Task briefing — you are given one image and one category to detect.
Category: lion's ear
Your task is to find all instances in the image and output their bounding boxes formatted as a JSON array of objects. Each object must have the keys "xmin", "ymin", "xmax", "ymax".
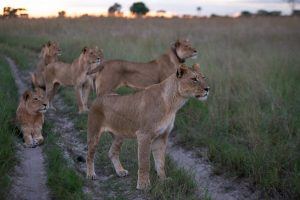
[
  {"xmin": 176, "ymin": 65, "xmax": 188, "ymax": 78},
  {"xmin": 192, "ymin": 63, "xmax": 201, "ymax": 73},
  {"xmin": 23, "ymin": 90, "xmax": 32, "ymax": 101},
  {"xmin": 82, "ymin": 47, "xmax": 88, "ymax": 54},
  {"xmin": 47, "ymin": 41, "xmax": 52, "ymax": 47}
]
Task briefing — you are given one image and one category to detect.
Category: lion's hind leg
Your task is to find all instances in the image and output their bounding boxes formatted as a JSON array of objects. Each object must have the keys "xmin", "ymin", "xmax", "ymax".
[
  {"xmin": 86, "ymin": 110, "xmax": 103, "ymax": 180},
  {"xmin": 108, "ymin": 135, "xmax": 128, "ymax": 177}
]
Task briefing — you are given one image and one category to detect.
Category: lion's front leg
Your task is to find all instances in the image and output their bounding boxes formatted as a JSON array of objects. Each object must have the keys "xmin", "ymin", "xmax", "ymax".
[
  {"xmin": 75, "ymin": 85, "xmax": 86, "ymax": 113},
  {"xmin": 22, "ymin": 127, "xmax": 35, "ymax": 148},
  {"xmin": 137, "ymin": 133, "xmax": 151, "ymax": 190},
  {"xmin": 82, "ymin": 81, "xmax": 91, "ymax": 111},
  {"xmin": 151, "ymin": 132, "xmax": 169, "ymax": 180},
  {"xmin": 32, "ymin": 127, "xmax": 44, "ymax": 146}
]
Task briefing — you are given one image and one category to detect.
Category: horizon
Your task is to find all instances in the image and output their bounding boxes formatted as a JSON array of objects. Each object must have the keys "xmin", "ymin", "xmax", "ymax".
[{"xmin": 0, "ymin": 0, "xmax": 298, "ymax": 18}]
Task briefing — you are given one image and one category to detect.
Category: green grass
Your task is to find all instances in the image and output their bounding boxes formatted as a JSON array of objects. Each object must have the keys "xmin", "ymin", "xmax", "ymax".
[
  {"xmin": 0, "ymin": 56, "xmax": 18, "ymax": 199},
  {"xmin": 0, "ymin": 16, "xmax": 299, "ymax": 198},
  {"xmin": 43, "ymin": 123, "xmax": 86, "ymax": 200}
]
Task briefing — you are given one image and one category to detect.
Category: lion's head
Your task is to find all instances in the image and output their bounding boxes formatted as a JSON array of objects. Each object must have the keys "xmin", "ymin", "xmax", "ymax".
[
  {"xmin": 81, "ymin": 46, "xmax": 104, "ymax": 66},
  {"xmin": 39, "ymin": 41, "xmax": 61, "ymax": 59},
  {"xmin": 176, "ymin": 64, "xmax": 209, "ymax": 101},
  {"xmin": 22, "ymin": 88, "xmax": 49, "ymax": 114},
  {"xmin": 172, "ymin": 39, "xmax": 197, "ymax": 62}
]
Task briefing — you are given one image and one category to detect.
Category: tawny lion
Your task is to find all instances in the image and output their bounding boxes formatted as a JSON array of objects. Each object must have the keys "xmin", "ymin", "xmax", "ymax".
[
  {"xmin": 16, "ymin": 88, "xmax": 49, "ymax": 148},
  {"xmin": 87, "ymin": 39, "xmax": 197, "ymax": 96},
  {"xmin": 86, "ymin": 64, "xmax": 209, "ymax": 190},
  {"xmin": 31, "ymin": 41, "xmax": 61, "ymax": 89},
  {"xmin": 43, "ymin": 47, "xmax": 103, "ymax": 113}
]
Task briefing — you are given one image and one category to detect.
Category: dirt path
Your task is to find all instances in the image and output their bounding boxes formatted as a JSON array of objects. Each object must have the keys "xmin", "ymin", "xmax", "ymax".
[
  {"xmin": 6, "ymin": 57, "xmax": 49, "ymax": 200},
  {"xmin": 168, "ymin": 136, "xmax": 262, "ymax": 200}
]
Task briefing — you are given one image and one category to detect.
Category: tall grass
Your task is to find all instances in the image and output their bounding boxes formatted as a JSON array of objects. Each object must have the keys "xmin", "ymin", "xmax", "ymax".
[
  {"xmin": 0, "ymin": 16, "xmax": 299, "ymax": 198},
  {"xmin": 0, "ymin": 56, "xmax": 18, "ymax": 199}
]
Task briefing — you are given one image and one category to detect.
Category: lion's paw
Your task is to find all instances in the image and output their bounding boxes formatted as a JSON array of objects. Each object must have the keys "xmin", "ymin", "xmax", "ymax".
[
  {"xmin": 87, "ymin": 172, "xmax": 98, "ymax": 180},
  {"xmin": 117, "ymin": 169, "xmax": 129, "ymax": 177}
]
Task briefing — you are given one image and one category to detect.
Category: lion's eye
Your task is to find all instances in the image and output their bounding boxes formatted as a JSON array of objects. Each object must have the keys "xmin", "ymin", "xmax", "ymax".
[
  {"xmin": 191, "ymin": 78, "xmax": 198, "ymax": 83},
  {"xmin": 33, "ymin": 98, "xmax": 38, "ymax": 101}
]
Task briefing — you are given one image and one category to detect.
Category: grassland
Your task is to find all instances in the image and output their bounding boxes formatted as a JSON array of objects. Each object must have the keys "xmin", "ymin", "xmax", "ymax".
[
  {"xmin": 43, "ymin": 123, "xmax": 86, "ymax": 199},
  {"xmin": 0, "ymin": 16, "xmax": 299, "ymax": 199},
  {"xmin": 0, "ymin": 56, "xmax": 18, "ymax": 198}
]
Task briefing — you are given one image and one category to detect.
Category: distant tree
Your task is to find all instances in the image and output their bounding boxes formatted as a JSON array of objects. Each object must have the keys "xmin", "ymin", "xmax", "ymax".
[
  {"xmin": 292, "ymin": 9, "xmax": 300, "ymax": 16},
  {"xmin": 283, "ymin": 0, "xmax": 299, "ymax": 13},
  {"xmin": 108, "ymin": 3, "xmax": 122, "ymax": 16},
  {"xmin": 257, "ymin": 9, "xmax": 269, "ymax": 16},
  {"xmin": 196, "ymin": 6, "xmax": 202, "ymax": 16},
  {"xmin": 241, "ymin": 11, "xmax": 252, "ymax": 17},
  {"xmin": 257, "ymin": 10, "xmax": 281, "ymax": 16},
  {"xmin": 130, "ymin": 2, "xmax": 149, "ymax": 16},
  {"xmin": 3, "ymin": 7, "xmax": 26, "ymax": 18},
  {"xmin": 58, "ymin": 10, "xmax": 66, "ymax": 18}
]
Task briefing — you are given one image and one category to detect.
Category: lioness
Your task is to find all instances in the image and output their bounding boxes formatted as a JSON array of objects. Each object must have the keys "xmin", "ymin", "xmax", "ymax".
[
  {"xmin": 87, "ymin": 39, "xmax": 197, "ymax": 95},
  {"xmin": 16, "ymin": 88, "xmax": 49, "ymax": 148},
  {"xmin": 44, "ymin": 47, "xmax": 103, "ymax": 113},
  {"xmin": 86, "ymin": 64, "xmax": 209, "ymax": 190},
  {"xmin": 31, "ymin": 41, "xmax": 61, "ymax": 89}
]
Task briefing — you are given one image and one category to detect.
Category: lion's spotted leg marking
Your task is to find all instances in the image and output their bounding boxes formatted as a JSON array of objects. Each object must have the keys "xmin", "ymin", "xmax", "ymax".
[
  {"xmin": 136, "ymin": 133, "xmax": 151, "ymax": 190},
  {"xmin": 108, "ymin": 136, "xmax": 128, "ymax": 177},
  {"xmin": 151, "ymin": 132, "xmax": 169, "ymax": 180}
]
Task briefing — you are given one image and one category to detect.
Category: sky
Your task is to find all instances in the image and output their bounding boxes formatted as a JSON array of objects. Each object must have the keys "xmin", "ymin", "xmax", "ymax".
[{"xmin": 0, "ymin": 0, "xmax": 296, "ymax": 17}]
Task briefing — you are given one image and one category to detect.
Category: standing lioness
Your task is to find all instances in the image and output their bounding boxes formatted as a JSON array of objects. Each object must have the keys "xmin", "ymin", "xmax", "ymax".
[
  {"xmin": 44, "ymin": 47, "xmax": 103, "ymax": 113},
  {"xmin": 87, "ymin": 64, "xmax": 209, "ymax": 190},
  {"xmin": 88, "ymin": 39, "xmax": 197, "ymax": 95},
  {"xmin": 31, "ymin": 41, "xmax": 61, "ymax": 89}
]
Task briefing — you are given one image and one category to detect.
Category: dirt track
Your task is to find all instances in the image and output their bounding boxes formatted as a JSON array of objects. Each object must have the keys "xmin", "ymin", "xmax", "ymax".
[{"xmin": 6, "ymin": 57, "xmax": 49, "ymax": 200}]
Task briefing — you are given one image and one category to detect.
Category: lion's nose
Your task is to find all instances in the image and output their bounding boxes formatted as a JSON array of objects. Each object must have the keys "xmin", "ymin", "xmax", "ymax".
[
  {"xmin": 43, "ymin": 104, "xmax": 47, "ymax": 107},
  {"xmin": 204, "ymin": 87, "xmax": 210, "ymax": 92},
  {"xmin": 193, "ymin": 49, "xmax": 197, "ymax": 53}
]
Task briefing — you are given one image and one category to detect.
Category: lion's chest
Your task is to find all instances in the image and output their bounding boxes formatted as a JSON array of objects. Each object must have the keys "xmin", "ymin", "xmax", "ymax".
[{"xmin": 155, "ymin": 114, "xmax": 175, "ymax": 136}]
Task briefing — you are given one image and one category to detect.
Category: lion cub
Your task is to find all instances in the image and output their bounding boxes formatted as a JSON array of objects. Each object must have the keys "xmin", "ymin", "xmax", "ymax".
[
  {"xmin": 16, "ymin": 88, "xmax": 49, "ymax": 148},
  {"xmin": 86, "ymin": 64, "xmax": 209, "ymax": 190}
]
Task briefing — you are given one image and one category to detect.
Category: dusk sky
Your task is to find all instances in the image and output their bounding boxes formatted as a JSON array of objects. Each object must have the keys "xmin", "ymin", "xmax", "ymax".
[{"xmin": 0, "ymin": 0, "xmax": 296, "ymax": 17}]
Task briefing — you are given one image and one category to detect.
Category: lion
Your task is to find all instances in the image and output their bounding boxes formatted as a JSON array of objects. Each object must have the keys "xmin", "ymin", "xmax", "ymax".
[
  {"xmin": 86, "ymin": 63, "xmax": 209, "ymax": 190},
  {"xmin": 43, "ymin": 46, "xmax": 103, "ymax": 113},
  {"xmin": 87, "ymin": 39, "xmax": 197, "ymax": 96},
  {"xmin": 31, "ymin": 41, "xmax": 61, "ymax": 89},
  {"xmin": 16, "ymin": 88, "xmax": 49, "ymax": 148}
]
